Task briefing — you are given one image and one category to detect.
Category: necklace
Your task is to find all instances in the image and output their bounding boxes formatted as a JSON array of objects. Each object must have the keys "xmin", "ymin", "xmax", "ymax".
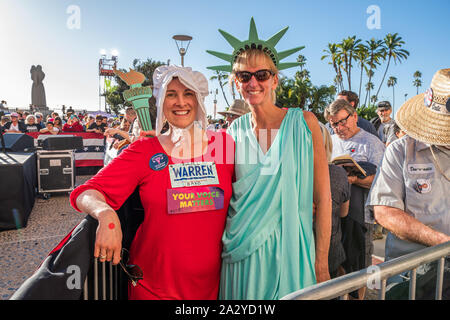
[{"xmin": 429, "ymin": 146, "xmax": 450, "ymax": 182}]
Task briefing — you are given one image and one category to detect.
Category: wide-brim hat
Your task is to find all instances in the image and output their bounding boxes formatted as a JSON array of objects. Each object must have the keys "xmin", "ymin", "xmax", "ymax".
[
  {"xmin": 396, "ymin": 68, "xmax": 450, "ymax": 146},
  {"xmin": 218, "ymin": 99, "xmax": 251, "ymax": 117}
]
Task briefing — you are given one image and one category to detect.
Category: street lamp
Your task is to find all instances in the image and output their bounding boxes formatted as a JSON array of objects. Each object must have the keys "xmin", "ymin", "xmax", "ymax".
[
  {"xmin": 172, "ymin": 35, "xmax": 192, "ymax": 66},
  {"xmin": 210, "ymin": 89, "xmax": 218, "ymax": 119}
]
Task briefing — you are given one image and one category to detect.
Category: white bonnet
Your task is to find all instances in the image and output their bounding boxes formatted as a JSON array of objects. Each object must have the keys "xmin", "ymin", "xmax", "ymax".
[{"xmin": 153, "ymin": 65, "xmax": 209, "ymax": 134}]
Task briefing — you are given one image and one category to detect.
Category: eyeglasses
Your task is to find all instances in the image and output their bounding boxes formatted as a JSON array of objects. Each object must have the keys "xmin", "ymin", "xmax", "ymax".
[
  {"xmin": 234, "ymin": 69, "xmax": 274, "ymax": 83},
  {"xmin": 329, "ymin": 113, "xmax": 352, "ymax": 128},
  {"xmin": 119, "ymin": 248, "xmax": 143, "ymax": 287}
]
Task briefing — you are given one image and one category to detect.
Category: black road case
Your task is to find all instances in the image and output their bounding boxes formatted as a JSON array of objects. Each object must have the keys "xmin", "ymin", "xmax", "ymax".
[{"xmin": 37, "ymin": 150, "xmax": 75, "ymax": 195}]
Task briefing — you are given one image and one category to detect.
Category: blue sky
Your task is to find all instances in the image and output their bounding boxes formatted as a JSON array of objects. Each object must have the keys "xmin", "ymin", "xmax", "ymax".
[{"xmin": 1, "ymin": 0, "xmax": 449, "ymax": 118}]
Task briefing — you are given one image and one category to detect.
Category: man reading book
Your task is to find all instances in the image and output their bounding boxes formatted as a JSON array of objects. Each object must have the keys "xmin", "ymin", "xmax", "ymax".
[{"xmin": 324, "ymin": 98, "xmax": 385, "ymax": 300}]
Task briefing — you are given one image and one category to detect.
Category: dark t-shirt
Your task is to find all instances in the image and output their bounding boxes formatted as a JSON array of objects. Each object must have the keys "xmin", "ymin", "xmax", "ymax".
[
  {"xmin": 88, "ymin": 122, "xmax": 107, "ymax": 133},
  {"xmin": 328, "ymin": 164, "xmax": 351, "ymax": 274},
  {"xmin": 25, "ymin": 123, "xmax": 42, "ymax": 133}
]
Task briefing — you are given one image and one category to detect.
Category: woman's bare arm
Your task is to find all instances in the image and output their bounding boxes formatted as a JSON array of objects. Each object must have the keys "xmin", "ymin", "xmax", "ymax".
[
  {"xmin": 76, "ymin": 189, "xmax": 123, "ymax": 265},
  {"xmin": 304, "ymin": 111, "xmax": 332, "ymax": 283}
]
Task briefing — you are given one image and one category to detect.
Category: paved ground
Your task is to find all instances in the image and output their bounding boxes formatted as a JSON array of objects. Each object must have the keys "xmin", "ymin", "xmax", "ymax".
[
  {"xmin": 0, "ymin": 176, "xmax": 387, "ymax": 300},
  {"xmin": 0, "ymin": 176, "xmax": 90, "ymax": 300}
]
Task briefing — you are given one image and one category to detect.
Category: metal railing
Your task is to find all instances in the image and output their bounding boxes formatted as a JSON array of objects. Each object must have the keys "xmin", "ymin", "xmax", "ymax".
[
  {"xmin": 82, "ymin": 258, "xmax": 122, "ymax": 300},
  {"xmin": 282, "ymin": 241, "xmax": 450, "ymax": 300}
]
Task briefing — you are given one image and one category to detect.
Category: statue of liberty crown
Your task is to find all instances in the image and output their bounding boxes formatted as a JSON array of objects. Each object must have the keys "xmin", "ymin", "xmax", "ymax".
[{"xmin": 207, "ymin": 17, "xmax": 304, "ymax": 72}]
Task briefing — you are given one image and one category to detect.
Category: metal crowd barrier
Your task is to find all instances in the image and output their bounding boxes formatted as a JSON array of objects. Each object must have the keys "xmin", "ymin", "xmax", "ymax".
[
  {"xmin": 282, "ymin": 241, "xmax": 450, "ymax": 300},
  {"xmin": 82, "ymin": 259, "xmax": 123, "ymax": 300}
]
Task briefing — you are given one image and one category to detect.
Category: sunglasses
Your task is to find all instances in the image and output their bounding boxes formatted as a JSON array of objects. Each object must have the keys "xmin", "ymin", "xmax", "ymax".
[
  {"xmin": 329, "ymin": 113, "xmax": 352, "ymax": 129},
  {"xmin": 234, "ymin": 69, "xmax": 274, "ymax": 83},
  {"xmin": 119, "ymin": 248, "xmax": 143, "ymax": 287}
]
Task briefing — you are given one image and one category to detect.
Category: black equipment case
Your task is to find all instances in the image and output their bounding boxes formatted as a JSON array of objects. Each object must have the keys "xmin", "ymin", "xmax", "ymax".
[
  {"xmin": 37, "ymin": 135, "xmax": 83, "ymax": 151},
  {"xmin": 37, "ymin": 150, "xmax": 76, "ymax": 195}
]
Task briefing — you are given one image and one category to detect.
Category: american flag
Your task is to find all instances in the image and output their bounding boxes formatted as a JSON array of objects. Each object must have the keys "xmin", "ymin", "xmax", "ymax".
[{"xmin": 27, "ymin": 132, "xmax": 105, "ymax": 167}]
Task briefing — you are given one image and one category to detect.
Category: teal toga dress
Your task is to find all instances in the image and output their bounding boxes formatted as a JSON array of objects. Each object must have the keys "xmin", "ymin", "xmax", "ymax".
[{"xmin": 219, "ymin": 108, "xmax": 316, "ymax": 300}]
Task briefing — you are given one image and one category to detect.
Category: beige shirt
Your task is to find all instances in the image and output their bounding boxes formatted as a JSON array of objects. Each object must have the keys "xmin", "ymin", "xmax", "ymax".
[{"xmin": 366, "ymin": 135, "xmax": 450, "ymax": 260}]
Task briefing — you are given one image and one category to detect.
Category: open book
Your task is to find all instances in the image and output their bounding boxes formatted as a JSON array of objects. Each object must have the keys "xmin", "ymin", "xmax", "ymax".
[{"xmin": 331, "ymin": 154, "xmax": 367, "ymax": 177}]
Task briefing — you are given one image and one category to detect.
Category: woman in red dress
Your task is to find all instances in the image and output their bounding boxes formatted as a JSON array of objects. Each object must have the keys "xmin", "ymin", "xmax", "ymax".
[{"xmin": 70, "ymin": 65, "xmax": 235, "ymax": 299}]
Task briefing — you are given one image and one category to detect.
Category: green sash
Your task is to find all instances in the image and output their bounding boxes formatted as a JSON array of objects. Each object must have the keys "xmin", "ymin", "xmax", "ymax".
[{"xmin": 220, "ymin": 108, "xmax": 316, "ymax": 299}]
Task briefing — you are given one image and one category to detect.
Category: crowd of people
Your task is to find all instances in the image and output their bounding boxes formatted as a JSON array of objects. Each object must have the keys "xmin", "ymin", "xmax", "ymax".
[
  {"xmin": 0, "ymin": 109, "xmax": 131, "ymax": 136},
  {"xmin": 9, "ymin": 19, "xmax": 449, "ymax": 301}
]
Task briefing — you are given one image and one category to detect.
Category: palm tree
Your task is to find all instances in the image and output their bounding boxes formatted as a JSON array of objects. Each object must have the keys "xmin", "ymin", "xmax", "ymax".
[
  {"xmin": 364, "ymin": 38, "xmax": 384, "ymax": 106},
  {"xmin": 337, "ymin": 36, "xmax": 362, "ymax": 91},
  {"xmin": 413, "ymin": 70, "xmax": 422, "ymax": 94},
  {"xmin": 413, "ymin": 79, "xmax": 422, "ymax": 95},
  {"xmin": 354, "ymin": 43, "xmax": 369, "ymax": 100},
  {"xmin": 210, "ymin": 70, "xmax": 230, "ymax": 107},
  {"xmin": 297, "ymin": 54, "xmax": 308, "ymax": 71},
  {"xmin": 307, "ymin": 85, "xmax": 336, "ymax": 120},
  {"xmin": 365, "ymin": 81, "xmax": 375, "ymax": 106},
  {"xmin": 321, "ymin": 43, "xmax": 344, "ymax": 91},
  {"xmin": 387, "ymin": 76, "xmax": 397, "ymax": 109},
  {"xmin": 371, "ymin": 95, "xmax": 378, "ymax": 105},
  {"xmin": 364, "ymin": 70, "xmax": 375, "ymax": 106},
  {"xmin": 375, "ymin": 33, "xmax": 410, "ymax": 100}
]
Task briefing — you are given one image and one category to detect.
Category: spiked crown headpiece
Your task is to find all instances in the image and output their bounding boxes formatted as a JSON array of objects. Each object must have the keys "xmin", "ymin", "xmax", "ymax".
[{"xmin": 207, "ymin": 17, "xmax": 304, "ymax": 73}]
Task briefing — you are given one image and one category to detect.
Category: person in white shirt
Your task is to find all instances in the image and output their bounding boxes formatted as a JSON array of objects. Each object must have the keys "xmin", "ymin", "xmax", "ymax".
[
  {"xmin": 39, "ymin": 121, "xmax": 59, "ymax": 135},
  {"xmin": 324, "ymin": 98, "xmax": 386, "ymax": 300}
]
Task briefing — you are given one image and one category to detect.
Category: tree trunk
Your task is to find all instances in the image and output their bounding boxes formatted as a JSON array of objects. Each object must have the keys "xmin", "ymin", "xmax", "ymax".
[
  {"xmin": 358, "ymin": 63, "xmax": 364, "ymax": 102},
  {"xmin": 218, "ymin": 74, "xmax": 230, "ymax": 107},
  {"xmin": 375, "ymin": 55, "xmax": 391, "ymax": 100},
  {"xmin": 393, "ymin": 86, "xmax": 395, "ymax": 110}
]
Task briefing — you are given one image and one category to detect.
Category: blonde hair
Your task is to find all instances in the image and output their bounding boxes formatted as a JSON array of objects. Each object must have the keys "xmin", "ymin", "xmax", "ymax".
[
  {"xmin": 25, "ymin": 115, "xmax": 36, "ymax": 125},
  {"xmin": 318, "ymin": 122, "xmax": 333, "ymax": 162},
  {"xmin": 231, "ymin": 49, "xmax": 279, "ymax": 104}
]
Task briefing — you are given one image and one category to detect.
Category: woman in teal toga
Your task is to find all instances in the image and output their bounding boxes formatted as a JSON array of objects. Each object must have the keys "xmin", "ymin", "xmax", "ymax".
[{"xmin": 207, "ymin": 18, "xmax": 332, "ymax": 300}]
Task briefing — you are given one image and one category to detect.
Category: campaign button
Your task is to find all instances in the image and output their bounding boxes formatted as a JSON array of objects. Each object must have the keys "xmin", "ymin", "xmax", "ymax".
[{"xmin": 150, "ymin": 153, "xmax": 169, "ymax": 171}]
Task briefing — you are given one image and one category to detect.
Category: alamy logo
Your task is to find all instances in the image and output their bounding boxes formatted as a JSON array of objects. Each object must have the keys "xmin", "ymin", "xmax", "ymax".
[
  {"xmin": 366, "ymin": 5, "xmax": 381, "ymax": 30},
  {"xmin": 66, "ymin": 5, "xmax": 81, "ymax": 30},
  {"xmin": 66, "ymin": 265, "xmax": 81, "ymax": 290}
]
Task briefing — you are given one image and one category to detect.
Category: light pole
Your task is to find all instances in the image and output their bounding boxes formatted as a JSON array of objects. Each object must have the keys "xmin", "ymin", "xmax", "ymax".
[
  {"xmin": 210, "ymin": 89, "xmax": 218, "ymax": 119},
  {"xmin": 213, "ymin": 89, "xmax": 218, "ymax": 119},
  {"xmin": 172, "ymin": 35, "xmax": 192, "ymax": 66}
]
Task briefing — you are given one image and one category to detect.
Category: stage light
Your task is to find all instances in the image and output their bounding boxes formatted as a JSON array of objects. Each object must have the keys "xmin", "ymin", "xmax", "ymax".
[
  {"xmin": 99, "ymin": 49, "xmax": 107, "ymax": 56},
  {"xmin": 111, "ymin": 49, "xmax": 119, "ymax": 57}
]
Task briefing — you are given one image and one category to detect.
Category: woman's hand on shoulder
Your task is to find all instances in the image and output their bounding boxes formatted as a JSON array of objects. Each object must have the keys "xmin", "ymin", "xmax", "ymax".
[{"xmin": 139, "ymin": 130, "xmax": 156, "ymax": 138}]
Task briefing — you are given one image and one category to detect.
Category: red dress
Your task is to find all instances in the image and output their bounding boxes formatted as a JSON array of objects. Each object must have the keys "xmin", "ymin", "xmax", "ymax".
[{"xmin": 70, "ymin": 131, "xmax": 235, "ymax": 299}]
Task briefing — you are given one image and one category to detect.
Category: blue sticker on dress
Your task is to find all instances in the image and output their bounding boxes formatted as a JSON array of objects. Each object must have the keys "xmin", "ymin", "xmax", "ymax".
[{"xmin": 150, "ymin": 153, "xmax": 169, "ymax": 171}]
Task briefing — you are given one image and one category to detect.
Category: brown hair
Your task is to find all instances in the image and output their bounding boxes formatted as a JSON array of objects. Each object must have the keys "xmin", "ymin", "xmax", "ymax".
[{"xmin": 337, "ymin": 90, "xmax": 359, "ymax": 108}]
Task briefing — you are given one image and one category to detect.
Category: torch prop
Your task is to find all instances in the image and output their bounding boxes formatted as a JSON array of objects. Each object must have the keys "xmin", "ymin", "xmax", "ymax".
[{"xmin": 114, "ymin": 68, "xmax": 153, "ymax": 132}]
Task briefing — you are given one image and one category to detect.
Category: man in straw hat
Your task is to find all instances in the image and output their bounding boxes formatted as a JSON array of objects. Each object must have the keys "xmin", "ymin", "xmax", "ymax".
[
  {"xmin": 366, "ymin": 68, "xmax": 450, "ymax": 298},
  {"xmin": 218, "ymin": 99, "xmax": 250, "ymax": 127}
]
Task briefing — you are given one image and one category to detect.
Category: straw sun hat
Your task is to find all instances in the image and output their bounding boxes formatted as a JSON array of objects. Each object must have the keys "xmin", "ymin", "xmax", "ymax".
[
  {"xmin": 218, "ymin": 99, "xmax": 251, "ymax": 117},
  {"xmin": 396, "ymin": 68, "xmax": 450, "ymax": 146}
]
